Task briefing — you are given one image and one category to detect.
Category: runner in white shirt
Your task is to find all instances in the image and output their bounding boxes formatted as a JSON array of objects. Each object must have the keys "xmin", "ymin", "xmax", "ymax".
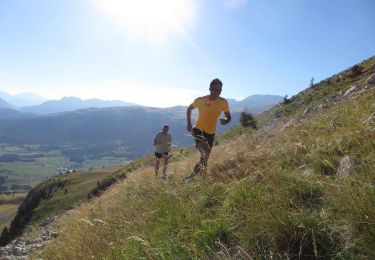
[{"xmin": 153, "ymin": 124, "xmax": 172, "ymax": 179}]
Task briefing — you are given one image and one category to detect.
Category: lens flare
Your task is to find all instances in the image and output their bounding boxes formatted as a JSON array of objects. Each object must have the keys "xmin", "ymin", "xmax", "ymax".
[{"xmin": 95, "ymin": 0, "xmax": 197, "ymax": 40}]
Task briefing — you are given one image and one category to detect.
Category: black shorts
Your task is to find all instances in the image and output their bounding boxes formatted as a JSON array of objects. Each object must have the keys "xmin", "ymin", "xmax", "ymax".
[
  {"xmin": 155, "ymin": 152, "xmax": 168, "ymax": 159},
  {"xmin": 192, "ymin": 128, "xmax": 215, "ymax": 149}
]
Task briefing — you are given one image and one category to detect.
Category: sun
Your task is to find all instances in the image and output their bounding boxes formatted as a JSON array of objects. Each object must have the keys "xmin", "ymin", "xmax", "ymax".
[{"xmin": 94, "ymin": 0, "xmax": 197, "ymax": 41}]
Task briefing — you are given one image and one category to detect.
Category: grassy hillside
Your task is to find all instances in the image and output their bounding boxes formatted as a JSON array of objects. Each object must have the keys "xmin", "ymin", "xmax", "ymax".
[
  {"xmin": 0, "ymin": 145, "xmax": 197, "ymax": 246},
  {"xmin": 29, "ymin": 56, "xmax": 375, "ymax": 258},
  {"xmin": 0, "ymin": 165, "xmax": 124, "ymax": 245}
]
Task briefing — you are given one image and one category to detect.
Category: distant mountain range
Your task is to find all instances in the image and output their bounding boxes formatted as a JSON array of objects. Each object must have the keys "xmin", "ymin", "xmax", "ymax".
[
  {"xmin": 20, "ymin": 97, "xmax": 136, "ymax": 114},
  {"xmin": 228, "ymin": 94, "xmax": 283, "ymax": 113},
  {"xmin": 0, "ymin": 91, "xmax": 47, "ymax": 107},
  {"xmin": 0, "ymin": 93, "xmax": 282, "ymax": 161},
  {"xmin": 0, "ymin": 106, "xmax": 236, "ymax": 160},
  {"xmin": 0, "ymin": 108, "xmax": 36, "ymax": 121},
  {"xmin": 0, "ymin": 92, "xmax": 282, "ymax": 116}
]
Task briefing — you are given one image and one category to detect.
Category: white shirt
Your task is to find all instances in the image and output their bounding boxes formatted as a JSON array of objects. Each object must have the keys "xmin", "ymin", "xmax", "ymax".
[{"xmin": 154, "ymin": 132, "xmax": 172, "ymax": 153}]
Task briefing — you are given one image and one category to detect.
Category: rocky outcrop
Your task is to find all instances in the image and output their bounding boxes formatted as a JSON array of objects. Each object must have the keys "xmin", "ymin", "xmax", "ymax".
[
  {"xmin": 365, "ymin": 73, "xmax": 375, "ymax": 89},
  {"xmin": 343, "ymin": 85, "xmax": 357, "ymax": 98},
  {"xmin": 337, "ymin": 156, "xmax": 358, "ymax": 177},
  {"xmin": 0, "ymin": 216, "xmax": 59, "ymax": 259},
  {"xmin": 363, "ymin": 111, "xmax": 375, "ymax": 131}
]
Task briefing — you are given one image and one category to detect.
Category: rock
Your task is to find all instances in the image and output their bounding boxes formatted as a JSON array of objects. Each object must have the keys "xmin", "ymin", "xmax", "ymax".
[
  {"xmin": 343, "ymin": 85, "xmax": 357, "ymax": 98},
  {"xmin": 33, "ymin": 238, "xmax": 43, "ymax": 244},
  {"xmin": 41, "ymin": 235, "xmax": 49, "ymax": 241},
  {"xmin": 325, "ymin": 93, "xmax": 339, "ymax": 102},
  {"xmin": 275, "ymin": 111, "xmax": 283, "ymax": 118},
  {"xmin": 49, "ymin": 231, "xmax": 58, "ymax": 238},
  {"xmin": 0, "ymin": 215, "xmax": 62, "ymax": 258},
  {"xmin": 303, "ymin": 106, "xmax": 317, "ymax": 116},
  {"xmin": 303, "ymin": 168, "xmax": 314, "ymax": 176},
  {"xmin": 39, "ymin": 217, "xmax": 54, "ymax": 227},
  {"xmin": 363, "ymin": 112, "xmax": 375, "ymax": 131},
  {"xmin": 337, "ymin": 156, "xmax": 358, "ymax": 177},
  {"xmin": 11, "ymin": 246, "xmax": 24, "ymax": 256},
  {"xmin": 365, "ymin": 74, "xmax": 375, "ymax": 89},
  {"xmin": 280, "ymin": 119, "xmax": 295, "ymax": 131},
  {"xmin": 318, "ymin": 102, "xmax": 330, "ymax": 109}
]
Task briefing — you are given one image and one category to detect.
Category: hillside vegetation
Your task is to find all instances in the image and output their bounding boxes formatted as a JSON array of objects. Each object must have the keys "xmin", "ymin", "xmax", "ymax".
[
  {"xmin": 0, "ymin": 193, "xmax": 26, "ymax": 230},
  {"xmin": 30, "ymin": 56, "xmax": 375, "ymax": 258},
  {"xmin": 0, "ymin": 166, "xmax": 124, "ymax": 245}
]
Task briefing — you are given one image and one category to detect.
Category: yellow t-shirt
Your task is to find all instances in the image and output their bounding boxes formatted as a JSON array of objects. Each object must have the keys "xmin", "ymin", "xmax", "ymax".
[{"xmin": 192, "ymin": 96, "xmax": 229, "ymax": 134}]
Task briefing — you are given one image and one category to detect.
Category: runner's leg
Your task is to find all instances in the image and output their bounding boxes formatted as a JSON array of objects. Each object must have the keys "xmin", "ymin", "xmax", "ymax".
[
  {"xmin": 162, "ymin": 154, "xmax": 168, "ymax": 178},
  {"xmin": 193, "ymin": 141, "xmax": 210, "ymax": 176},
  {"xmin": 155, "ymin": 157, "xmax": 160, "ymax": 177}
]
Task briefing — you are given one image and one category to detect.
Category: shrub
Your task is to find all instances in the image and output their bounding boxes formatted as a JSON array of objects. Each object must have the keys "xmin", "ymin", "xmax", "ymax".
[
  {"xmin": 240, "ymin": 111, "xmax": 257, "ymax": 129},
  {"xmin": 350, "ymin": 65, "xmax": 362, "ymax": 77}
]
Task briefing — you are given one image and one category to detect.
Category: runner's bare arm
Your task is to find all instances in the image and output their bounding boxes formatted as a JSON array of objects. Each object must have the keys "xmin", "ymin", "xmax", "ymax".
[
  {"xmin": 186, "ymin": 104, "xmax": 194, "ymax": 132},
  {"xmin": 220, "ymin": 111, "xmax": 232, "ymax": 125},
  {"xmin": 153, "ymin": 136, "xmax": 159, "ymax": 145}
]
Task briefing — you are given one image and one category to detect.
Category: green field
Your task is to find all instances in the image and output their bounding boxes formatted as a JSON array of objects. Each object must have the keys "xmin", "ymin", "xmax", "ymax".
[
  {"xmin": 0, "ymin": 145, "xmax": 128, "ymax": 191},
  {"xmin": 0, "ymin": 165, "xmax": 125, "ymax": 233}
]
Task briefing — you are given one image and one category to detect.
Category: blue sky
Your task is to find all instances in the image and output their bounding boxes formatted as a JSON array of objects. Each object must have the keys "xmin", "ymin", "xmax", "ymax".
[{"xmin": 0, "ymin": 0, "xmax": 374, "ymax": 107}]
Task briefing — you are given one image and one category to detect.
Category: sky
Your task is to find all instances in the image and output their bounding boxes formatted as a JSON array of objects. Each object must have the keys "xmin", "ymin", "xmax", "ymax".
[{"xmin": 0, "ymin": 0, "xmax": 374, "ymax": 107}]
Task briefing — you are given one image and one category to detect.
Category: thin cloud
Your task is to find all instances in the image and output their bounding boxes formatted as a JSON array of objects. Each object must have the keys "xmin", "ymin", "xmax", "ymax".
[{"xmin": 224, "ymin": 0, "xmax": 248, "ymax": 10}]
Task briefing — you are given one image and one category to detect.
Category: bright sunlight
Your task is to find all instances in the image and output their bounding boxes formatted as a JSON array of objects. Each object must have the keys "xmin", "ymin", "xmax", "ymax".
[{"xmin": 94, "ymin": 0, "xmax": 197, "ymax": 41}]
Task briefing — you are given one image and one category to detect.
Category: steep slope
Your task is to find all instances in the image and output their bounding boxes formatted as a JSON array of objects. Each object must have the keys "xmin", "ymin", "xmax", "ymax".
[
  {"xmin": 3, "ymin": 56, "xmax": 375, "ymax": 258},
  {"xmin": 34, "ymin": 56, "xmax": 375, "ymax": 259}
]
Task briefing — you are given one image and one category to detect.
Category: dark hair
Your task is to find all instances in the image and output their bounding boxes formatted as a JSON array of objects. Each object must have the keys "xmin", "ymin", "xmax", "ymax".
[{"xmin": 209, "ymin": 78, "xmax": 223, "ymax": 90}]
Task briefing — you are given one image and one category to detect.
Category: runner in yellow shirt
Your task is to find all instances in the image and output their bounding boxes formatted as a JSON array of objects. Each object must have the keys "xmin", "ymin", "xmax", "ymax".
[{"xmin": 186, "ymin": 78, "xmax": 231, "ymax": 179}]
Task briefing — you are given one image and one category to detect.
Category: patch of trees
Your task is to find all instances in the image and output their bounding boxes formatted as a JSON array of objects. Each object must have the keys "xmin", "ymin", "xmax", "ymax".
[
  {"xmin": 39, "ymin": 145, "xmax": 60, "ymax": 152},
  {"xmin": 0, "ymin": 169, "xmax": 12, "ymax": 175},
  {"xmin": 240, "ymin": 111, "xmax": 257, "ymax": 129},
  {"xmin": 0, "ymin": 187, "xmax": 48, "ymax": 245},
  {"xmin": 0, "ymin": 153, "xmax": 42, "ymax": 163},
  {"xmin": 0, "ymin": 176, "xmax": 8, "ymax": 192},
  {"xmin": 283, "ymin": 95, "xmax": 296, "ymax": 105},
  {"xmin": 350, "ymin": 65, "xmax": 362, "ymax": 77},
  {"xmin": 0, "ymin": 154, "xmax": 20, "ymax": 162},
  {"xmin": 61, "ymin": 143, "xmax": 126, "ymax": 163},
  {"xmin": 10, "ymin": 184, "xmax": 32, "ymax": 191}
]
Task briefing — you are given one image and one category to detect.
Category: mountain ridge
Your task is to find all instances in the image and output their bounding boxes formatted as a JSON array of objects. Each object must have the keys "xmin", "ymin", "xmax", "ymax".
[
  {"xmin": 0, "ymin": 91, "xmax": 47, "ymax": 107},
  {"xmin": 20, "ymin": 96, "xmax": 136, "ymax": 114}
]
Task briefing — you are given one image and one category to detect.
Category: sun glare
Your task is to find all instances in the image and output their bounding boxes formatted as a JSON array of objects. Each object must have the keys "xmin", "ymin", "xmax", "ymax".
[{"xmin": 95, "ymin": 0, "xmax": 196, "ymax": 40}]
